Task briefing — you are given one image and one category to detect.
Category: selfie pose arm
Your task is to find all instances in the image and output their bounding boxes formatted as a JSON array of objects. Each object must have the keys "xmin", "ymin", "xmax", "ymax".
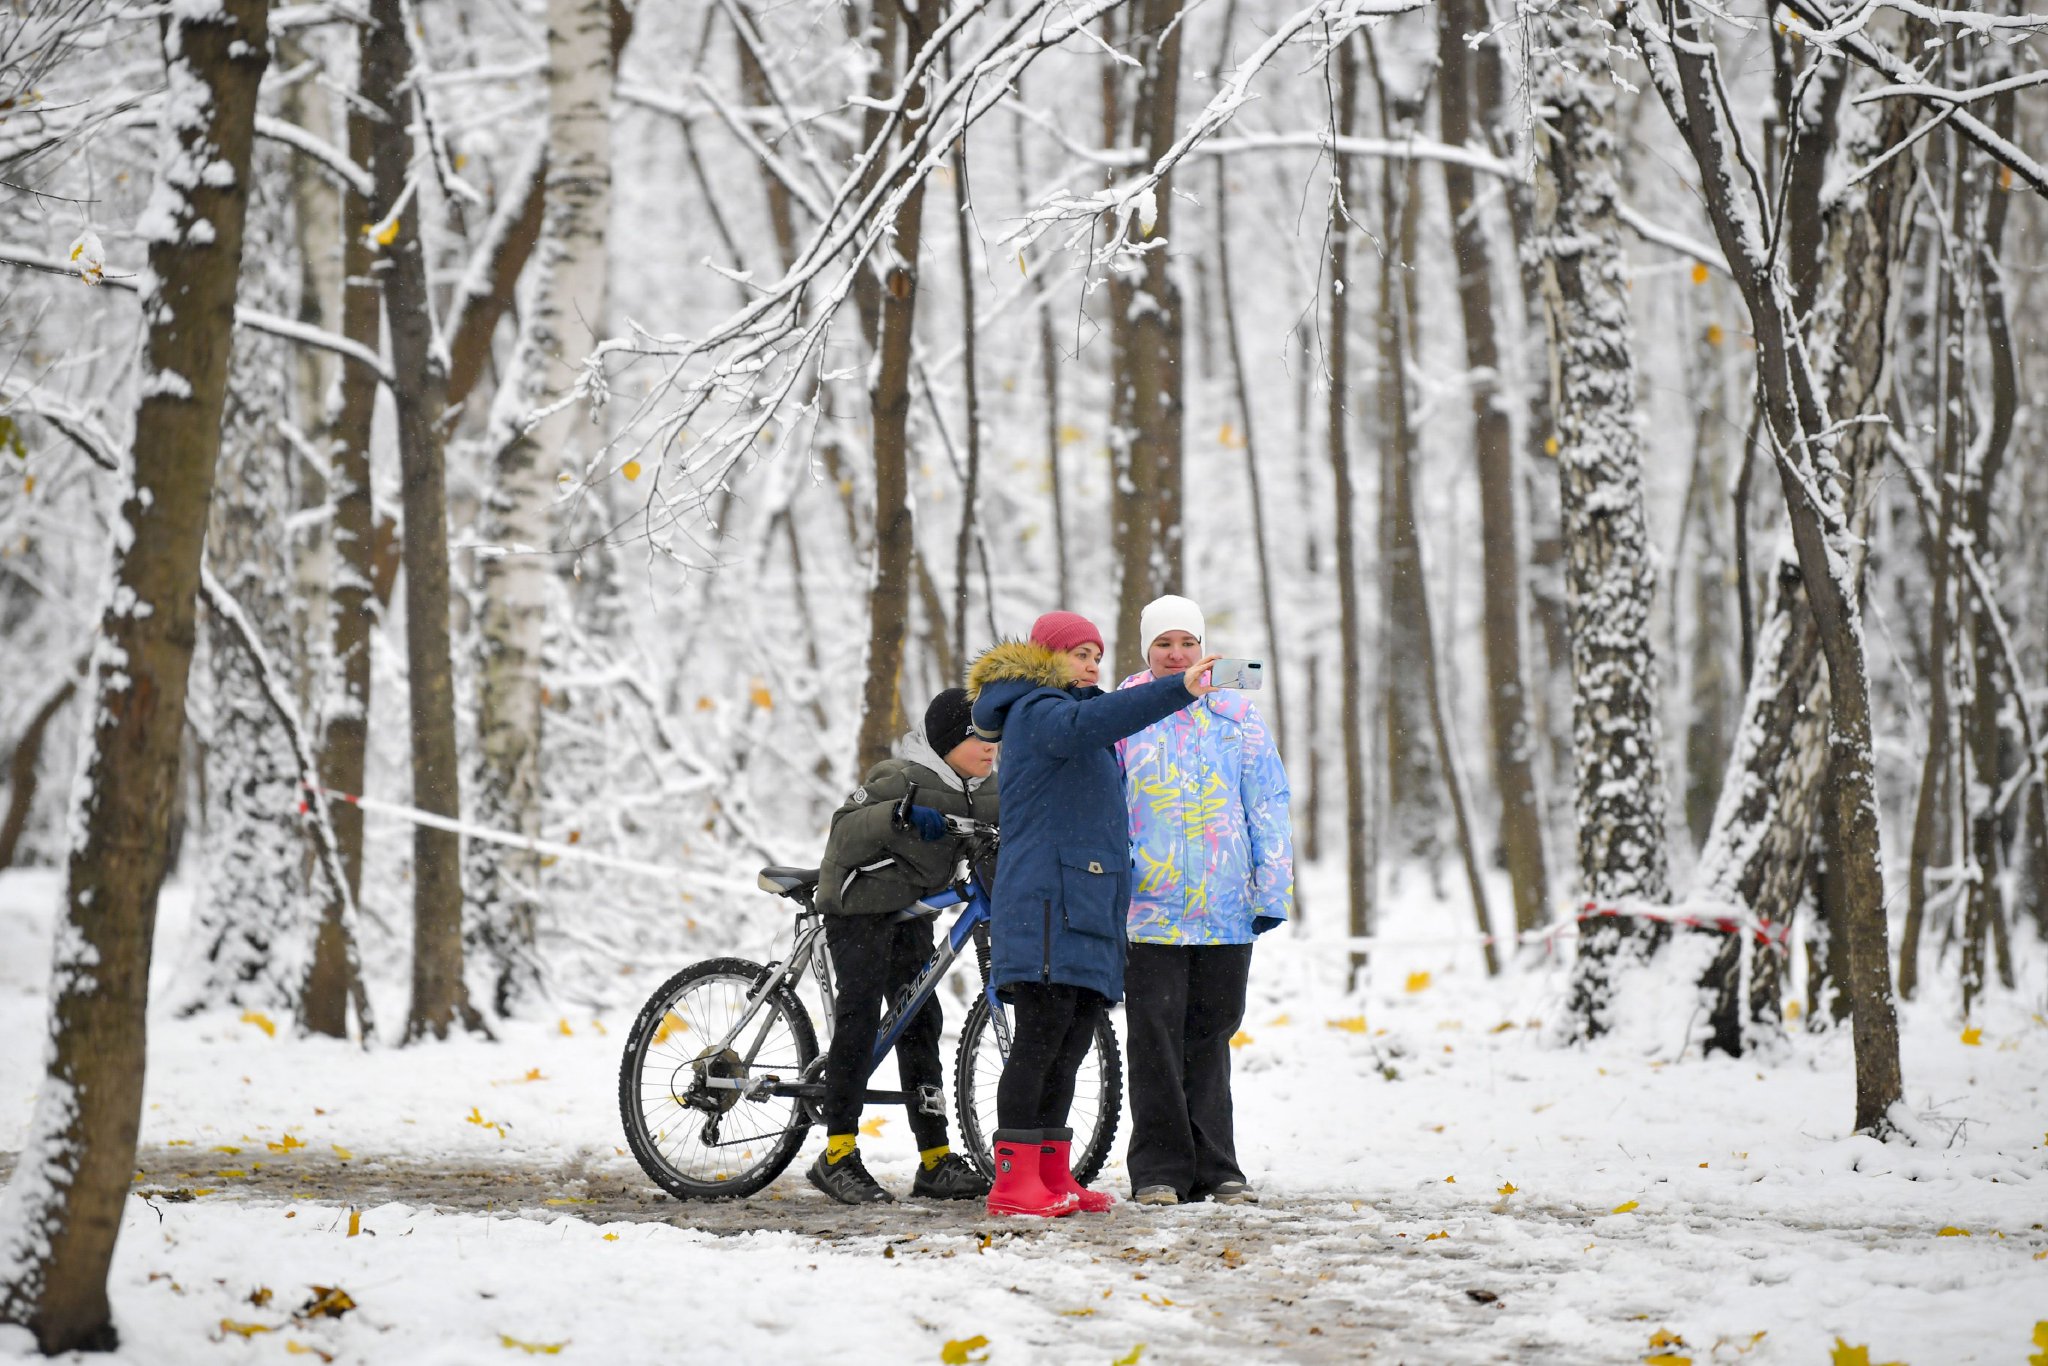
[{"xmin": 1036, "ymin": 655, "xmax": 1218, "ymax": 759}]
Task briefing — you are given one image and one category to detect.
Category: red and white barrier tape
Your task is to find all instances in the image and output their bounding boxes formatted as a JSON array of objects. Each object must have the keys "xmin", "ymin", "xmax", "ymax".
[
  {"xmin": 300, "ymin": 784, "xmax": 688, "ymax": 882},
  {"xmin": 1315, "ymin": 900, "xmax": 1788, "ymax": 953},
  {"xmin": 299, "ymin": 785, "xmax": 1791, "ymax": 950}
]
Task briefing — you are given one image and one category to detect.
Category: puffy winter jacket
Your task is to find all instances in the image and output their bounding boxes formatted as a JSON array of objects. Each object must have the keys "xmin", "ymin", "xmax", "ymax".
[
  {"xmin": 967, "ymin": 640, "xmax": 1197, "ymax": 1003},
  {"xmin": 816, "ymin": 731, "xmax": 999, "ymax": 917},
  {"xmin": 1114, "ymin": 669, "xmax": 1294, "ymax": 945}
]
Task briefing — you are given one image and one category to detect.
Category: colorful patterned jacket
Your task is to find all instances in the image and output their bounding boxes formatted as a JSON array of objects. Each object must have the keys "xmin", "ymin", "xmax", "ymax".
[{"xmin": 1114, "ymin": 670, "xmax": 1294, "ymax": 946}]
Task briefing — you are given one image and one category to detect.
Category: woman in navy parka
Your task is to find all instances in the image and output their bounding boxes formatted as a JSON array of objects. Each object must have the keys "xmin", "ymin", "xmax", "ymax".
[{"xmin": 966, "ymin": 611, "xmax": 1216, "ymax": 1216}]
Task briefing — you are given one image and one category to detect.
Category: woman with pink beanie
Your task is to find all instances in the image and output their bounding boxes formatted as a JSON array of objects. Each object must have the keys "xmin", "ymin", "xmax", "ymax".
[{"xmin": 965, "ymin": 611, "xmax": 1216, "ymax": 1217}]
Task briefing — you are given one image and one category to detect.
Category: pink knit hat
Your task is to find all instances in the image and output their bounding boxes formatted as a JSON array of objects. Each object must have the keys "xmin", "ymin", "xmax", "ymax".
[{"xmin": 1029, "ymin": 610, "xmax": 1104, "ymax": 655}]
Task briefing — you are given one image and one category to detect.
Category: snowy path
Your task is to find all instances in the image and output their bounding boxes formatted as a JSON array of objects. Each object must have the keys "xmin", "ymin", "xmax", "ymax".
[{"xmin": 5, "ymin": 869, "xmax": 2047, "ymax": 1362}]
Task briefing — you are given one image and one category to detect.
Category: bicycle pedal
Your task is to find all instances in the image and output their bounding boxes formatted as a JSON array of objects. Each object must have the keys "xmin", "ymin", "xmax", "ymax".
[{"xmin": 916, "ymin": 1084, "xmax": 946, "ymax": 1118}]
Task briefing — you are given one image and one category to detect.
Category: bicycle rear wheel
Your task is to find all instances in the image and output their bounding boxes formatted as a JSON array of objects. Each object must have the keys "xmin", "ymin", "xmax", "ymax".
[
  {"xmin": 953, "ymin": 994, "xmax": 1122, "ymax": 1186},
  {"xmin": 619, "ymin": 957, "xmax": 818, "ymax": 1200}
]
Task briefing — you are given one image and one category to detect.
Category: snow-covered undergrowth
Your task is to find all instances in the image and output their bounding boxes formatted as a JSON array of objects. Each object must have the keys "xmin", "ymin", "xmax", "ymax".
[{"xmin": 2, "ymin": 864, "xmax": 2044, "ymax": 1364}]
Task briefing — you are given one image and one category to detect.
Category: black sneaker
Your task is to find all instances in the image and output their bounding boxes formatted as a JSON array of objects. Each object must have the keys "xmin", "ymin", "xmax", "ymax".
[
  {"xmin": 806, "ymin": 1149, "xmax": 894, "ymax": 1204},
  {"xmin": 910, "ymin": 1152, "xmax": 992, "ymax": 1201}
]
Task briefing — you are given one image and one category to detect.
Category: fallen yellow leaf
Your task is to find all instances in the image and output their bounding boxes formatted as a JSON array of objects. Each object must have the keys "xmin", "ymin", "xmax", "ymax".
[
  {"xmin": 940, "ymin": 1335, "xmax": 991, "ymax": 1364},
  {"xmin": 1114, "ymin": 1347, "xmax": 1146, "ymax": 1366},
  {"xmin": 749, "ymin": 682, "xmax": 774, "ymax": 710},
  {"xmin": 1784, "ymin": 1000, "xmax": 1803, "ymax": 1020},
  {"xmin": 1690, "ymin": 262, "xmax": 1710, "ymax": 285},
  {"xmin": 285, "ymin": 1342, "xmax": 334, "ymax": 1361},
  {"xmin": 267, "ymin": 1133, "xmax": 304, "ymax": 1154},
  {"xmin": 1544, "ymin": 435, "xmax": 1560, "ymax": 456},
  {"xmin": 1960, "ymin": 1027, "xmax": 1983, "ymax": 1046},
  {"xmin": 346, "ymin": 1209, "xmax": 361, "ymax": 1237},
  {"xmin": 1405, "ymin": 971, "xmax": 1432, "ymax": 993},
  {"xmin": 1611, "ymin": 1201, "xmax": 1639, "ymax": 1214},
  {"xmin": 240, "ymin": 1011, "xmax": 277, "ymax": 1038},
  {"xmin": 219, "ymin": 1319, "xmax": 276, "ymax": 1338},
  {"xmin": 498, "ymin": 1335, "xmax": 567, "ymax": 1355},
  {"xmin": 1937, "ymin": 1226, "xmax": 1970, "ymax": 1237},
  {"xmin": 1327, "ymin": 1016, "xmax": 1367, "ymax": 1033},
  {"xmin": 860, "ymin": 1116, "xmax": 888, "ymax": 1138},
  {"xmin": 1425, "ymin": 1230, "xmax": 1449, "ymax": 1241},
  {"xmin": 654, "ymin": 1012, "xmax": 688, "ymax": 1045},
  {"xmin": 1498, "ymin": 1182, "xmax": 1518, "ymax": 1196},
  {"xmin": 1229, "ymin": 1030, "xmax": 1253, "ymax": 1049},
  {"xmin": 372, "ymin": 217, "xmax": 400, "ymax": 247},
  {"xmin": 1267, "ymin": 1013, "xmax": 1292, "ymax": 1026},
  {"xmin": 1705, "ymin": 323, "xmax": 1725, "ymax": 346},
  {"xmin": 1444, "ymin": 1175, "xmax": 1456, "ymax": 1184},
  {"xmin": 331, "ymin": 1144, "xmax": 353, "ymax": 1161},
  {"xmin": 543, "ymin": 1197, "xmax": 594, "ymax": 1206},
  {"xmin": 1649, "ymin": 1328, "xmax": 1683, "ymax": 1348},
  {"xmin": 557, "ymin": 1018, "xmax": 574, "ymax": 1037},
  {"xmin": 1059, "ymin": 1308, "xmax": 1094, "ymax": 1317},
  {"xmin": 1643, "ymin": 1356, "xmax": 1691, "ymax": 1366},
  {"xmin": 602, "ymin": 1232, "xmax": 619, "ymax": 1242}
]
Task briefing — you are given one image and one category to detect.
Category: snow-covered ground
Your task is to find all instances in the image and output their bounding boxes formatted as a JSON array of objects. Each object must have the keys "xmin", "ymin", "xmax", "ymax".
[{"xmin": 3, "ymin": 863, "xmax": 2044, "ymax": 1364}]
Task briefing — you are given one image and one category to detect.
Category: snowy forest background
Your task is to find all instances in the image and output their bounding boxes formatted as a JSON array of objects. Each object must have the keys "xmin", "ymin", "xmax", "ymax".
[{"xmin": 1, "ymin": 0, "xmax": 2047, "ymax": 1351}]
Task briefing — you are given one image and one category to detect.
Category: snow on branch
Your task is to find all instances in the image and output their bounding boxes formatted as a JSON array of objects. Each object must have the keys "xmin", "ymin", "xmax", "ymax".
[
  {"xmin": 0, "ymin": 380, "xmax": 121, "ymax": 471},
  {"xmin": 1779, "ymin": 0, "xmax": 2048, "ymax": 195},
  {"xmin": 255, "ymin": 113, "xmax": 373, "ymax": 197},
  {"xmin": 0, "ymin": 242, "xmax": 394, "ymax": 384}
]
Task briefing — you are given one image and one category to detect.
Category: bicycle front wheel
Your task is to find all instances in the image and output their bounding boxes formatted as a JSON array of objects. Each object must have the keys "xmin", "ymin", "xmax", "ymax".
[
  {"xmin": 954, "ymin": 994, "xmax": 1123, "ymax": 1186},
  {"xmin": 619, "ymin": 957, "xmax": 818, "ymax": 1199}
]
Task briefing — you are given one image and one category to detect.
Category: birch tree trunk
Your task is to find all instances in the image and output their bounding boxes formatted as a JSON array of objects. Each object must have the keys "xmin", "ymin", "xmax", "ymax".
[
  {"xmin": 1438, "ymin": 0, "xmax": 1547, "ymax": 935},
  {"xmin": 853, "ymin": 0, "xmax": 932, "ymax": 773},
  {"xmin": 469, "ymin": 0, "xmax": 615, "ymax": 1017},
  {"xmin": 0, "ymin": 3, "xmax": 268, "ymax": 1349},
  {"xmin": 362, "ymin": 0, "xmax": 482, "ymax": 1041},
  {"xmin": 302, "ymin": 99, "xmax": 383, "ymax": 1038},
  {"xmin": 1530, "ymin": 1, "xmax": 1672, "ymax": 1038}
]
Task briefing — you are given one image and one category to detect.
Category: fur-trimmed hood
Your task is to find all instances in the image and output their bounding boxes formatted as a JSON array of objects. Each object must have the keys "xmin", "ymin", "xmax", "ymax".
[
  {"xmin": 966, "ymin": 639, "xmax": 1071, "ymax": 696},
  {"xmin": 967, "ymin": 639, "xmax": 1074, "ymax": 741}
]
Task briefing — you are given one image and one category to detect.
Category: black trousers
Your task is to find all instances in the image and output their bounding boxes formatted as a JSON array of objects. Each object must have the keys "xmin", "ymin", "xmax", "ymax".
[
  {"xmin": 821, "ymin": 915, "xmax": 948, "ymax": 1150},
  {"xmin": 995, "ymin": 982, "xmax": 1104, "ymax": 1130},
  {"xmin": 1123, "ymin": 941, "xmax": 1253, "ymax": 1198}
]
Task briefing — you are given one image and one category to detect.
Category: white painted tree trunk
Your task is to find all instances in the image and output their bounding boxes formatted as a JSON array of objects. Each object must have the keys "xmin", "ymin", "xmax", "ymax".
[
  {"xmin": 1529, "ymin": 1, "xmax": 1673, "ymax": 1039},
  {"xmin": 469, "ymin": 0, "xmax": 614, "ymax": 1016}
]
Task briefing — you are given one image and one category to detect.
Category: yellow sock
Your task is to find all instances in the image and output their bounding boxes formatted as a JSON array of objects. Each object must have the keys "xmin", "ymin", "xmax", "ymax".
[
  {"xmin": 919, "ymin": 1144, "xmax": 951, "ymax": 1171},
  {"xmin": 825, "ymin": 1133, "xmax": 857, "ymax": 1165}
]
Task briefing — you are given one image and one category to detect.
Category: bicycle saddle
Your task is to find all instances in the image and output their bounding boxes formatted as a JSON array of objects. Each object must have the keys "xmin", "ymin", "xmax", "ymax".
[{"xmin": 757, "ymin": 865, "xmax": 821, "ymax": 894}]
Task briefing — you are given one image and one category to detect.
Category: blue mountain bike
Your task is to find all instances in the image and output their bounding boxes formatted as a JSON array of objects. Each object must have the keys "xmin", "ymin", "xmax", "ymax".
[{"xmin": 618, "ymin": 813, "xmax": 1123, "ymax": 1199}]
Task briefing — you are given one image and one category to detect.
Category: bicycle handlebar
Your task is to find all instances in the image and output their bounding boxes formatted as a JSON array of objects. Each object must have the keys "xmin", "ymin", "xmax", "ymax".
[{"xmin": 891, "ymin": 781, "xmax": 998, "ymax": 843}]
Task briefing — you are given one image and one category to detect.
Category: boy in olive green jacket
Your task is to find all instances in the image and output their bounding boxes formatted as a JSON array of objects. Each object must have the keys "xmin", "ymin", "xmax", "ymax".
[{"xmin": 807, "ymin": 689, "xmax": 998, "ymax": 1204}]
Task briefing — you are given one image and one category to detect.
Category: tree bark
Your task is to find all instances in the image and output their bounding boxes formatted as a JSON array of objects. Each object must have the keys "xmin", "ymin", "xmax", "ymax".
[
  {"xmin": 302, "ymin": 99, "xmax": 382, "ymax": 1039},
  {"xmin": 1107, "ymin": 0, "xmax": 1186, "ymax": 677},
  {"xmin": 1438, "ymin": 0, "xmax": 1547, "ymax": 936},
  {"xmin": 853, "ymin": 0, "xmax": 932, "ymax": 773},
  {"xmin": 0, "ymin": 668, "xmax": 77, "ymax": 871},
  {"xmin": 1633, "ymin": 0, "xmax": 1904, "ymax": 1133},
  {"xmin": 950, "ymin": 141, "xmax": 984, "ymax": 679},
  {"xmin": 0, "ymin": 3, "xmax": 268, "ymax": 1350},
  {"xmin": 1327, "ymin": 37, "xmax": 1372, "ymax": 987},
  {"xmin": 362, "ymin": 0, "xmax": 482, "ymax": 1041},
  {"xmin": 1532, "ymin": 1, "xmax": 1673, "ymax": 1039}
]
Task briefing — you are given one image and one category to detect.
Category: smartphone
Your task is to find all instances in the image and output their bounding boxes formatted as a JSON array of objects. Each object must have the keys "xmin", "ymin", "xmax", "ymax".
[{"xmin": 1208, "ymin": 658, "xmax": 1263, "ymax": 690}]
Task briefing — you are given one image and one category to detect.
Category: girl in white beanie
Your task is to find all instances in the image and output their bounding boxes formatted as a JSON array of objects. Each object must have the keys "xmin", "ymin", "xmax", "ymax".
[{"xmin": 1114, "ymin": 594, "xmax": 1294, "ymax": 1206}]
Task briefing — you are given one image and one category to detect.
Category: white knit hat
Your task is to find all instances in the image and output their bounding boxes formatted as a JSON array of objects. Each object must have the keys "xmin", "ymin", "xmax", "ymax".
[{"xmin": 1139, "ymin": 594, "xmax": 1205, "ymax": 652}]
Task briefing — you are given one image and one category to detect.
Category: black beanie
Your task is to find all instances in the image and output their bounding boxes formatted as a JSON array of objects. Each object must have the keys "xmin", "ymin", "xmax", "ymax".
[{"xmin": 924, "ymin": 688, "xmax": 976, "ymax": 759}]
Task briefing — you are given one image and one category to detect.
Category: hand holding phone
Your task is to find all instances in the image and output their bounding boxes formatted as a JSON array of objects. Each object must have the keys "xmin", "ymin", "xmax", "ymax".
[{"xmin": 1208, "ymin": 658, "xmax": 1264, "ymax": 690}]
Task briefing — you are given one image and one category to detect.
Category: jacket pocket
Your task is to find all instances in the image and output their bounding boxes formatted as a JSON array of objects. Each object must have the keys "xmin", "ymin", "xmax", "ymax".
[{"xmin": 1057, "ymin": 849, "xmax": 1125, "ymax": 940}]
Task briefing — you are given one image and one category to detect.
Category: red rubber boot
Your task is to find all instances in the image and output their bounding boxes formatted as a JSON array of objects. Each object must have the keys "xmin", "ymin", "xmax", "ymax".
[
  {"xmin": 985, "ymin": 1130, "xmax": 1079, "ymax": 1217},
  {"xmin": 1040, "ymin": 1128, "xmax": 1115, "ymax": 1212}
]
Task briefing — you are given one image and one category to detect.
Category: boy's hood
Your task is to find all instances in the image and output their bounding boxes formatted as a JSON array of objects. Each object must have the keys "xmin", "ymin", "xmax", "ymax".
[
  {"xmin": 967, "ymin": 639, "xmax": 1071, "ymax": 740},
  {"xmin": 892, "ymin": 729, "xmax": 988, "ymax": 793}
]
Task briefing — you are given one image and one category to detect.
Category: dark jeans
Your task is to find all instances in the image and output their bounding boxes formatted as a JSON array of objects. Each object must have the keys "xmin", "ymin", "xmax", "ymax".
[
  {"xmin": 1123, "ymin": 941, "xmax": 1253, "ymax": 1197},
  {"xmin": 996, "ymin": 982, "xmax": 1104, "ymax": 1130},
  {"xmin": 821, "ymin": 915, "xmax": 948, "ymax": 1150}
]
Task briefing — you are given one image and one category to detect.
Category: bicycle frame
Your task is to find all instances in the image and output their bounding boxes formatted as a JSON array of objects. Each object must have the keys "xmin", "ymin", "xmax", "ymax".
[{"xmin": 696, "ymin": 865, "xmax": 1011, "ymax": 1112}]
